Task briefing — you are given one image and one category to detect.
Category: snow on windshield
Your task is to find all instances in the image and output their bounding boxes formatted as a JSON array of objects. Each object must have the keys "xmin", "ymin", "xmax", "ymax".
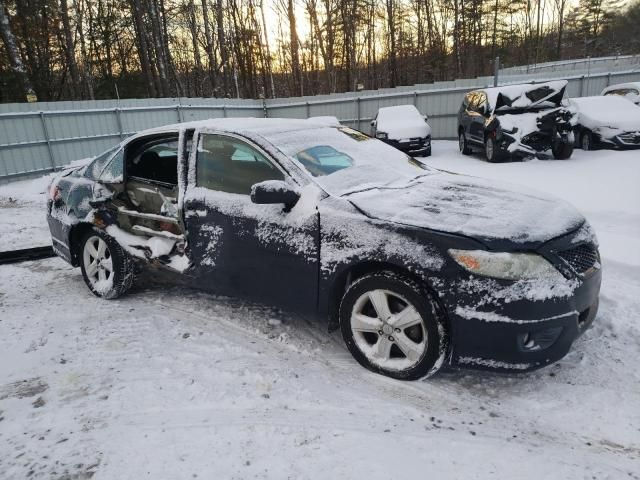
[{"xmin": 263, "ymin": 126, "xmax": 432, "ymax": 195}]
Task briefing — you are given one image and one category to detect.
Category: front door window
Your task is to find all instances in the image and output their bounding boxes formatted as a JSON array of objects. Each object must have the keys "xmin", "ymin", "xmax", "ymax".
[{"xmin": 196, "ymin": 134, "xmax": 284, "ymax": 194}]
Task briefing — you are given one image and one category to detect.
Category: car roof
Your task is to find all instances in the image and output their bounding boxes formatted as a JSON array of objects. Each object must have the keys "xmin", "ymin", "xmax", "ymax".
[
  {"xmin": 470, "ymin": 80, "xmax": 567, "ymax": 111},
  {"xmin": 132, "ymin": 117, "xmax": 334, "ymax": 139},
  {"xmin": 601, "ymin": 82, "xmax": 640, "ymax": 93},
  {"xmin": 570, "ymin": 95, "xmax": 638, "ymax": 109}
]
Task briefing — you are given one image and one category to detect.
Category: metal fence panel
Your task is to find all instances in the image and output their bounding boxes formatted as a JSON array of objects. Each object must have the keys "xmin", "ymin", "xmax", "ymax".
[{"xmin": 1, "ymin": 68, "xmax": 639, "ymax": 183}]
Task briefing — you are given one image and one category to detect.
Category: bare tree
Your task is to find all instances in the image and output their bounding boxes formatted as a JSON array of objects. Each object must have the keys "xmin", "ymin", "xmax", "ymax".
[{"xmin": 0, "ymin": 0, "xmax": 34, "ymax": 100}]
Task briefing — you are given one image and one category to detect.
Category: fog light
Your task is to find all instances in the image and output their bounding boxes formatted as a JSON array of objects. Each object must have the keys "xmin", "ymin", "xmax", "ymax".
[{"xmin": 518, "ymin": 327, "xmax": 563, "ymax": 352}]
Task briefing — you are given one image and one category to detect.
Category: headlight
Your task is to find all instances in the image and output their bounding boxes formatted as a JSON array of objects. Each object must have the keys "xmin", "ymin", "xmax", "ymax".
[
  {"xmin": 448, "ymin": 249, "xmax": 559, "ymax": 280},
  {"xmin": 376, "ymin": 132, "xmax": 388, "ymax": 140}
]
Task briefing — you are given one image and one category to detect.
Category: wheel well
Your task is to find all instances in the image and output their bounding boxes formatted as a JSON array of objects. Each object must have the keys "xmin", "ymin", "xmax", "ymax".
[
  {"xmin": 327, "ymin": 261, "xmax": 443, "ymax": 332},
  {"xmin": 68, "ymin": 223, "xmax": 95, "ymax": 266}
]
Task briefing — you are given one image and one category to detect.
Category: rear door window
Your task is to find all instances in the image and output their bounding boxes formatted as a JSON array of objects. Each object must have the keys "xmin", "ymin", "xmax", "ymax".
[{"xmin": 128, "ymin": 137, "xmax": 179, "ymax": 185}]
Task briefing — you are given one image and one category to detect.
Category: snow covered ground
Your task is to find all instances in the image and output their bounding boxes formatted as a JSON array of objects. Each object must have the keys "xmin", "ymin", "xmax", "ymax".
[{"xmin": 0, "ymin": 141, "xmax": 639, "ymax": 479}]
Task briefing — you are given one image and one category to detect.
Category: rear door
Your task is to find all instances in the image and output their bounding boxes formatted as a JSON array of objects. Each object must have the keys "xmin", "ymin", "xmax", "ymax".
[{"xmin": 182, "ymin": 131, "xmax": 319, "ymax": 311}]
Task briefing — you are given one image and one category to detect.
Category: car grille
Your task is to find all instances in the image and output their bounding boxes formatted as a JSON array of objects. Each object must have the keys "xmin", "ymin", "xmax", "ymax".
[
  {"xmin": 617, "ymin": 132, "xmax": 640, "ymax": 145},
  {"xmin": 558, "ymin": 243, "xmax": 599, "ymax": 275}
]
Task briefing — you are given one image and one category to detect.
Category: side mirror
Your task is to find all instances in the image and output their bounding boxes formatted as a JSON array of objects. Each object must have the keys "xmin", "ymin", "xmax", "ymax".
[
  {"xmin": 423, "ymin": 115, "xmax": 429, "ymax": 122},
  {"xmin": 370, "ymin": 120, "xmax": 377, "ymax": 127},
  {"xmin": 250, "ymin": 180, "xmax": 300, "ymax": 210}
]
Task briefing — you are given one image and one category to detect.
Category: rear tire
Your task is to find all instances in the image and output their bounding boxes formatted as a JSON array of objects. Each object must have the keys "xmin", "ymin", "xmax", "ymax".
[
  {"xmin": 79, "ymin": 228, "xmax": 135, "ymax": 299},
  {"xmin": 339, "ymin": 271, "xmax": 447, "ymax": 380},
  {"xmin": 459, "ymin": 131, "xmax": 471, "ymax": 155},
  {"xmin": 552, "ymin": 140, "xmax": 574, "ymax": 160}
]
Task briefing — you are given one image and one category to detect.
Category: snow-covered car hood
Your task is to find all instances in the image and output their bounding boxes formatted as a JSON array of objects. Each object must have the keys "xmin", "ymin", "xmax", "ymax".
[
  {"xmin": 344, "ymin": 172, "xmax": 585, "ymax": 245},
  {"xmin": 570, "ymin": 96, "xmax": 640, "ymax": 133}
]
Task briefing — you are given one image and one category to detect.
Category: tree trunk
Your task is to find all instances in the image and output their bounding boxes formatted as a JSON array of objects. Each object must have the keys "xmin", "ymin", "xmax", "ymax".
[
  {"xmin": 188, "ymin": 0, "xmax": 202, "ymax": 96},
  {"xmin": 287, "ymin": 0, "xmax": 302, "ymax": 95},
  {"xmin": 216, "ymin": 0, "xmax": 229, "ymax": 96},
  {"xmin": 201, "ymin": 0, "xmax": 217, "ymax": 93},
  {"xmin": 147, "ymin": 0, "xmax": 170, "ymax": 96},
  {"xmin": 129, "ymin": 0, "xmax": 157, "ymax": 96},
  {"xmin": 0, "ymin": 0, "xmax": 35, "ymax": 100},
  {"xmin": 59, "ymin": 0, "xmax": 81, "ymax": 97}
]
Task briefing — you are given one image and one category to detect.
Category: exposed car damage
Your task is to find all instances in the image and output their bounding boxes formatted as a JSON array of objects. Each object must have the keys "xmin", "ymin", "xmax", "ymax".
[
  {"xmin": 47, "ymin": 118, "xmax": 601, "ymax": 378},
  {"xmin": 458, "ymin": 80, "xmax": 576, "ymax": 161}
]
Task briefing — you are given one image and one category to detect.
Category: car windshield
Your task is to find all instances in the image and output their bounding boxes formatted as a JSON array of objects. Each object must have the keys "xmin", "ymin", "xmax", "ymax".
[{"xmin": 264, "ymin": 126, "xmax": 432, "ymax": 195}]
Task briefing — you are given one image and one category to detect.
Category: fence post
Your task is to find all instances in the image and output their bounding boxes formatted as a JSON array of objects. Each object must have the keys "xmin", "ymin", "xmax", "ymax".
[
  {"xmin": 494, "ymin": 56, "xmax": 500, "ymax": 87},
  {"xmin": 114, "ymin": 108, "xmax": 125, "ymax": 139},
  {"xmin": 355, "ymin": 97, "xmax": 361, "ymax": 131},
  {"xmin": 606, "ymin": 72, "xmax": 612, "ymax": 87},
  {"xmin": 39, "ymin": 112, "xmax": 56, "ymax": 170},
  {"xmin": 175, "ymin": 105, "xmax": 183, "ymax": 123},
  {"xmin": 222, "ymin": 105, "xmax": 227, "ymax": 118},
  {"xmin": 413, "ymin": 91, "xmax": 417, "ymax": 107},
  {"xmin": 579, "ymin": 75, "xmax": 585, "ymax": 96},
  {"xmin": 305, "ymin": 101, "xmax": 310, "ymax": 118}
]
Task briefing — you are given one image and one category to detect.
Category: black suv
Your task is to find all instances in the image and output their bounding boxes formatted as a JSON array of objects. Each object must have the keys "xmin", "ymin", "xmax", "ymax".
[{"xmin": 457, "ymin": 80, "xmax": 575, "ymax": 162}]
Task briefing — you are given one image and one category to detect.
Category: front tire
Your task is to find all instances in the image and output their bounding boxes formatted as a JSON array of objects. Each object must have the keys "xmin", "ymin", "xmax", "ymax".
[
  {"xmin": 581, "ymin": 131, "xmax": 593, "ymax": 151},
  {"xmin": 552, "ymin": 140, "xmax": 574, "ymax": 159},
  {"xmin": 80, "ymin": 229, "xmax": 135, "ymax": 299},
  {"xmin": 459, "ymin": 130, "xmax": 471, "ymax": 155},
  {"xmin": 339, "ymin": 271, "xmax": 447, "ymax": 380}
]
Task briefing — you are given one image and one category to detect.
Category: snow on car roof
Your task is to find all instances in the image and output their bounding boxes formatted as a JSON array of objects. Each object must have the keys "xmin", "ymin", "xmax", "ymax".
[
  {"xmin": 140, "ymin": 117, "xmax": 325, "ymax": 135},
  {"xmin": 601, "ymin": 82, "xmax": 640, "ymax": 94},
  {"xmin": 479, "ymin": 80, "xmax": 567, "ymax": 111},
  {"xmin": 377, "ymin": 104, "xmax": 423, "ymax": 119},
  {"xmin": 569, "ymin": 95, "xmax": 640, "ymax": 131}
]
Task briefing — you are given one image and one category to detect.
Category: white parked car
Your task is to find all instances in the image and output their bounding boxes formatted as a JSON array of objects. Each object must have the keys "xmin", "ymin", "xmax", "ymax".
[
  {"xmin": 370, "ymin": 105, "xmax": 432, "ymax": 157},
  {"xmin": 569, "ymin": 95, "xmax": 640, "ymax": 150},
  {"xmin": 601, "ymin": 82, "xmax": 640, "ymax": 105}
]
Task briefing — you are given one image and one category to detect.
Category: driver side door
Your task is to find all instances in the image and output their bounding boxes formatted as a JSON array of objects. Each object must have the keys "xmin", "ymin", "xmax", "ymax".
[{"xmin": 183, "ymin": 132, "xmax": 319, "ymax": 312}]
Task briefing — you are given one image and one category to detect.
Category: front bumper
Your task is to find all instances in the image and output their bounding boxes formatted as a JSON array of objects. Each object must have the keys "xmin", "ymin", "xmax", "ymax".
[
  {"xmin": 384, "ymin": 137, "xmax": 431, "ymax": 155},
  {"xmin": 447, "ymin": 267, "xmax": 601, "ymax": 372},
  {"xmin": 442, "ymin": 227, "xmax": 602, "ymax": 372},
  {"xmin": 609, "ymin": 132, "xmax": 640, "ymax": 149}
]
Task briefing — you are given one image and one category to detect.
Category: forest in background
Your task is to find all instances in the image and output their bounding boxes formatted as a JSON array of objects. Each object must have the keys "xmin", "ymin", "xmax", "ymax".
[{"xmin": 0, "ymin": 0, "xmax": 639, "ymax": 102}]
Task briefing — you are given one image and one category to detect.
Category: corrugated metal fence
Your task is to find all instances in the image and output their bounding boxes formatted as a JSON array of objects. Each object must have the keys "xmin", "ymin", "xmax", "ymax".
[{"xmin": 1, "ymin": 67, "xmax": 639, "ymax": 183}]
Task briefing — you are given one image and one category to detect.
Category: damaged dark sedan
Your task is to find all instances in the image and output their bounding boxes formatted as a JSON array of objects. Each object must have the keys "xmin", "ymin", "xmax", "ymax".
[
  {"xmin": 47, "ymin": 118, "xmax": 601, "ymax": 380},
  {"xmin": 458, "ymin": 80, "xmax": 575, "ymax": 161}
]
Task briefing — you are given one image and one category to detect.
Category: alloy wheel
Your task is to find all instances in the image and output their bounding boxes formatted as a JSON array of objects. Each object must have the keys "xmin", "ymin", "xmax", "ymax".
[
  {"xmin": 485, "ymin": 138, "xmax": 494, "ymax": 161},
  {"xmin": 459, "ymin": 132, "xmax": 466, "ymax": 152},
  {"xmin": 82, "ymin": 235, "xmax": 114, "ymax": 290},
  {"xmin": 350, "ymin": 289, "xmax": 427, "ymax": 371},
  {"xmin": 581, "ymin": 133, "xmax": 591, "ymax": 151}
]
